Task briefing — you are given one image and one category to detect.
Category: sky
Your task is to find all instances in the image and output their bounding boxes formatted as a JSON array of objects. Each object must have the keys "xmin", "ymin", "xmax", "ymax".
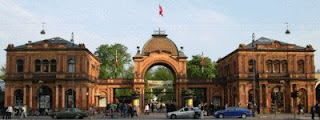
[{"xmin": 0, "ymin": 0, "xmax": 319, "ymax": 70}]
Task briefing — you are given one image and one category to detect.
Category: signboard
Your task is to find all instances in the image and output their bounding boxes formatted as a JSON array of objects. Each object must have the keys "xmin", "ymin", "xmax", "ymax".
[{"xmin": 147, "ymin": 80, "xmax": 173, "ymax": 89}]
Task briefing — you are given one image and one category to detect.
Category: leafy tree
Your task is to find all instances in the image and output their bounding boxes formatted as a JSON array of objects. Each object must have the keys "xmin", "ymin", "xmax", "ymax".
[
  {"xmin": 187, "ymin": 55, "xmax": 217, "ymax": 79},
  {"xmin": 94, "ymin": 44, "xmax": 131, "ymax": 79},
  {"xmin": 123, "ymin": 63, "xmax": 134, "ymax": 79},
  {"xmin": 115, "ymin": 89, "xmax": 132, "ymax": 97},
  {"xmin": 144, "ymin": 66, "xmax": 175, "ymax": 102},
  {"xmin": 0, "ymin": 65, "xmax": 5, "ymax": 80},
  {"xmin": 145, "ymin": 66, "xmax": 174, "ymax": 80}
]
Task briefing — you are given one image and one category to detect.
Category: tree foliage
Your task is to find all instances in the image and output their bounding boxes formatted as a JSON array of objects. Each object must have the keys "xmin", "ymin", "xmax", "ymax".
[
  {"xmin": 123, "ymin": 63, "xmax": 134, "ymax": 79},
  {"xmin": 144, "ymin": 66, "xmax": 175, "ymax": 102},
  {"xmin": 145, "ymin": 66, "xmax": 174, "ymax": 80},
  {"xmin": 0, "ymin": 65, "xmax": 5, "ymax": 80},
  {"xmin": 187, "ymin": 55, "xmax": 217, "ymax": 79},
  {"xmin": 94, "ymin": 44, "xmax": 131, "ymax": 79}
]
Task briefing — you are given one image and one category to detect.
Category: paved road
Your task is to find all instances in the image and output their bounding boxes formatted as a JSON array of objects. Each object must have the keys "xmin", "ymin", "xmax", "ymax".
[{"xmin": 7, "ymin": 112, "xmax": 319, "ymax": 119}]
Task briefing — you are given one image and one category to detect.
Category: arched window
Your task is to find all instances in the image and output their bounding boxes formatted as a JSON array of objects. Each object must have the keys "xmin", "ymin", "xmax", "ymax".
[
  {"xmin": 298, "ymin": 60, "xmax": 304, "ymax": 73},
  {"xmin": 68, "ymin": 59, "xmax": 75, "ymax": 73},
  {"xmin": 266, "ymin": 60, "xmax": 272, "ymax": 73},
  {"xmin": 273, "ymin": 60, "xmax": 280, "ymax": 73},
  {"xmin": 43, "ymin": 60, "xmax": 49, "ymax": 73},
  {"xmin": 248, "ymin": 59, "xmax": 256, "ymax": 73},
  {"xmin": 35, "ymin": 60, "xmax": 41, "ymax": 73},
  {"xmin": 16, "ymin": 59, "xmax": 24, "ymax": 73},
  {"xmin": 50, "ymin": 60, "xmax": 56, "ymax": 73},
  {"xmin": 281, "ymin": 60, "xmax": 288, "ymax": 73}
]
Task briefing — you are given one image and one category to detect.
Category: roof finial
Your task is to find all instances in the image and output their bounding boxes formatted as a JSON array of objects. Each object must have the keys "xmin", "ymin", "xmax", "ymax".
[
  {"xmin": 71, "ymin": 32, "xmax": 74, "ymax": 43},
  {"xmin": 40, "ymin": 22, "xmax": 46, "ymax": 35},
  {"xmin": 285, "ymin": 22, "xmax": 290, "ymax": 34}
]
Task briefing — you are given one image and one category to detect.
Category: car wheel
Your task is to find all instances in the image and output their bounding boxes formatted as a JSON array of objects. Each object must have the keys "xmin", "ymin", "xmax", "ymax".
[
  {"xmin": 218, "ymin": 114, "xmax": 224, "ymax": 118},
  {"xmin": 241, "ymin": 114, "xmax": 247, "ymax": 118},
  {"xmin": 53, "ymin": 115, "xmax": 58, "ymax": 119},
  {"xmin": 170, "ymin": 114, "xmax": 177, "ymax": 119},
  {"xmin": 75, "ymin": 115, "xmax": 80, "ymax": 119},
  {"xmin": 194, "ymin": 114, "xmax": 200, "ymax": 119}
]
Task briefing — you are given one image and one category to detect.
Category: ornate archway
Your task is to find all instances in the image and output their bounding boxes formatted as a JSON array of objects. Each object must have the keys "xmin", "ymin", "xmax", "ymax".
[{"xmin": 133, "ymin": 32, "xmax": 187, "ymax": 109}]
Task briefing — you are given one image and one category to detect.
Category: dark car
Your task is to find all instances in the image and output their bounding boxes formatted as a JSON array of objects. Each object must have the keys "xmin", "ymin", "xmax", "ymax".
[
  {"xmin": 213, "ymin": 107, "xmax": 252, "ymax": 119},
  {"xmin": 50, "ymin": 108, "xmax": 88, "ymax": 119}
]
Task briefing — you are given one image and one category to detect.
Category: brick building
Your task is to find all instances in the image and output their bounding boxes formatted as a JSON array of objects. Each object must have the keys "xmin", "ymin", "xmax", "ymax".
[
  {"xmin": 217, "ymin": 37, "xmax": 316, "ymax": 113},
  {"xmin": 4, "ymin": 37, "xmax": 100, "ymax": 113},
  {"xmin": 3, "ymin": 34, "xmax": 316, "ymax": 114}
]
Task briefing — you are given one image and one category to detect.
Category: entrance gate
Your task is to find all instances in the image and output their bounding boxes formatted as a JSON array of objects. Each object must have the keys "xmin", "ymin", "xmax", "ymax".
[{"xmin": 133, "ymin": 32, "xmax": 187, "ymax": 109}]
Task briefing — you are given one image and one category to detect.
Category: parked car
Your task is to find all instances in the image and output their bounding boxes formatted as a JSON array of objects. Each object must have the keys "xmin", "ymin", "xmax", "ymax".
[
  {"xmin": 213, "ymin": 107, "xmax": 252, "ymax": 119},
  {"xmin": 50, "ymin": 108, "xmax": 88, "ymax": 119},
  {"xmin": 167, "ymin": 107, "xmax": 201, "ymax": 119}
]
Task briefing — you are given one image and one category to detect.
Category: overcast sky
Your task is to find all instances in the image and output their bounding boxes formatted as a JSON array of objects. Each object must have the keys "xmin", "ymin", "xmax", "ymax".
[{"xmin": 0, "ymin": 0, "xmax": 319, "ymax": 70}]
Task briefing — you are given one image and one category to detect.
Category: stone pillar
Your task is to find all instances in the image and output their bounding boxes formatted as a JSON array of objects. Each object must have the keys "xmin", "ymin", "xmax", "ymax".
[
  {"xmin": 55, "ymin": 86, "xmax": 59, "ymax": 111},
  {"xmin": 239, "ymin": 84, "xmax": 246, "ymax": 107},
  {"xmin": 23, "ymin": 86, "xmax": 27, "ymax": 105},
  {"xmin": 29, "ymin": 86, "xmax": 33, "ymax": 108},
  {"xmin": 88, "ymin": 87, "xmax": 92, "ymax": 109},
  {"xmin": 61, "ymin": 87, "xmax": 65, "ymax": 109},
  {"xmin": 81, "ymin": 87, "xmax": 87, "ymax": 110},
  {"xmin": 259, "ymin": 85, "xmax": 263, "ymax": 113},
  {"xmin": 76, "ymin": 87, "xmax": 80, "ymax": 108},
  {"xmin": 4, "ymin": 85, "xmax": 9, "ymax": 107},
  {"xmin": 10, "ymin": 87, "xmax": 14, "ymax": 106},
  {"xmin": 110, "ymin": 88, "xmax": 114, "ymax": 103},
  {"xmin": 266, "ymin": 86, "xmax": 271, "ymax": 113}
]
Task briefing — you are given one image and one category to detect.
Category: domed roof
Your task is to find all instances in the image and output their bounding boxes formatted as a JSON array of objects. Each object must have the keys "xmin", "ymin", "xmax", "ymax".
[{"xmin": 142, "ymin": 34, "xmax": 179, "ymax": 56}]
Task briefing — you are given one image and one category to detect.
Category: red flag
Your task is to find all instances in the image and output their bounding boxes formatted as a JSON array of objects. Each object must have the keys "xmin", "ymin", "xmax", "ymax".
[
  {"xmin": 159, "ymin": 4, "xmax": 163, "ymax": 16},
  {"xmin": 202, "ymin": 52, "xmax": 205, "ymax": 66}
]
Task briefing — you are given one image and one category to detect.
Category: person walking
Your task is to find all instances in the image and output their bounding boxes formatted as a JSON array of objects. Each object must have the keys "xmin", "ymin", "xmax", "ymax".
[
  {"xmin": 151, "ymin": 103, "xmax": 154, "ymax": 113},
  {"xmin": 20, "ymin": 105, "xmax": 27, "ymax": 118},
  {"xmin": 6, "ymin": 105, "xmax": 13, "ymax": 119},
  {"xmin": 311, "ymin": 105, "xmax": 316, "ymax": 120},
  {"xmin": 144, "ymin": 104, "xmax": 150, "ymax": 115}
]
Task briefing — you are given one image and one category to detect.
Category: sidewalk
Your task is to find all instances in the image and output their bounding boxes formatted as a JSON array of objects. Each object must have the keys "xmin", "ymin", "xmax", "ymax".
[{"xmin": 255, "ymin": 113, "xmax": 317, "ymax": 120}]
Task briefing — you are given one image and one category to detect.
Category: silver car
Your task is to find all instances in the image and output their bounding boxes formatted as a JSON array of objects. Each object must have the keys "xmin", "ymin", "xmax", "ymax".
[{"xmin": 167, "ymin": 107, "xmax": 201, "ymax": 119}]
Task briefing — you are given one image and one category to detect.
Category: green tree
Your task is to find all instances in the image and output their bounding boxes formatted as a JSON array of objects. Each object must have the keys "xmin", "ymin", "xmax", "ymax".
[
  {"xmin": 145, "ymin": 66, "xmax": 174, "ymax": 80},
  {"xmin": 94, "ymin": 44, "xmax": 131, "ymax": 79},
  {"xmin": 0, "ymin": 65, "xmax": 5, "ymax": 80},
  {"xmin": 123, "ymin": 63, "xmax": 134, "ymax": 79},
  {"xmin": 187, "ymin": 55, "xmax": 217, "ymax": 79},
  {"xmin": 115, "ymin": 89, "xmax": 132, "ymax": 98}
]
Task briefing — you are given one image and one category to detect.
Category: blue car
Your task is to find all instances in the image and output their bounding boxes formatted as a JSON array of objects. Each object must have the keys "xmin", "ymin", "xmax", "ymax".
[{"xmin": 214, "ymin": 107, "xmax": 252, "ymax": 119}]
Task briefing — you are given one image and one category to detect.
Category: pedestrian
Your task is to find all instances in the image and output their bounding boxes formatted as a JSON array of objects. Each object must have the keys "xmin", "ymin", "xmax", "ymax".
[
  {"xmin": 151, "ymin": 103, "xmax": 154, "ymax": 113},
  {"xmin": 298, "ymin": 103, "xmax": 303, "ymax": 115},
  {"xmin": 2, "ymin": 107, "xmax": 6, "ymax": 119},
  {"xmin": 311, "ymin": 105, "xmax": 316, "ymax": 120},
  {"xmin": 6, "ymin": 105, "xmax": 13, "ymax": 119},
  {"xmin": 160, "ymin": 103, "xmax": 163, "ymax": 112},
  {"xmin": 20, "ymin": 105, "xmax": 27, "ymax": 118},
  {"xmin": 128, "ymin": 104, "xmax": 134, "ymax": 118},
  {"xmin": 225, "ymin": 103, "xmax": 228, "ymax": 109},
  {"xmin": 144, "ymin": 104, "xmax": 149, "ymax": 115}
]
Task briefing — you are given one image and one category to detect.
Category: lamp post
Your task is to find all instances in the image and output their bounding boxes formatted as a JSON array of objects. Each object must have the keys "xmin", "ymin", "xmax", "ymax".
[{"xmin": 252, "ymin": 33, "xmax": 256, "ymax": 117}]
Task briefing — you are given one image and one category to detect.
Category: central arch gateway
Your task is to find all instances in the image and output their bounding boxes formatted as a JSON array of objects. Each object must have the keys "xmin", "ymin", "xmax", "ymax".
[{"xmin": 132, "ymin": 32, "xmax": 220, "ymax": 109}]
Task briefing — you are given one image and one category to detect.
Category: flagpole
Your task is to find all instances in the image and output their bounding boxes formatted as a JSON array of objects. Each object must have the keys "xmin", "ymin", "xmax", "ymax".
[
  {"xmin": 202, "ymin": 52, "xmax": 204, "ymax": 73},
  {"xmin": 115, "ymin": 50, "xmax": 117, "ymax": 79}
]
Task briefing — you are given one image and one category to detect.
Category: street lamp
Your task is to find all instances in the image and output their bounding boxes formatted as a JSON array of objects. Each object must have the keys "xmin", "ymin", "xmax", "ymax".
[{"xmin": 252, "ymin": 33, "xmax": 256, "ymax": 117}]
